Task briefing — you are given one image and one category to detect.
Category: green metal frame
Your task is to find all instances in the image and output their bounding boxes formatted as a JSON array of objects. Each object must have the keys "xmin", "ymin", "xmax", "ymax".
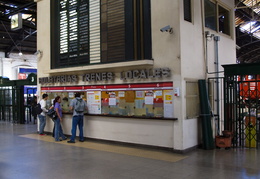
[
  {"xmin": 0, "ymin": 73, "xmax": 37, "ymax": 124},
  {"xmin": 222, "ymin": 63, "xmax": 260, "ymax": 148}
]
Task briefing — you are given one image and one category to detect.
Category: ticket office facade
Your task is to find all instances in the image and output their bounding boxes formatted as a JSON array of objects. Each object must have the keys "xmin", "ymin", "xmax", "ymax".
[
  {"xmin": 39, "ymin": 68, "xmax": 177, "ymax": 150},
  {"xmin": 37, "ymin": 0, "xmax": 236, "ymax": 151}
]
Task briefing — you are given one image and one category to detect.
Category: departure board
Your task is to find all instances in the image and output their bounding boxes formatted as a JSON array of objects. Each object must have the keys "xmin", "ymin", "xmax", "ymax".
[{"xmin": 59, "ymin": 0, "xmax": 89, "ymax": 60}]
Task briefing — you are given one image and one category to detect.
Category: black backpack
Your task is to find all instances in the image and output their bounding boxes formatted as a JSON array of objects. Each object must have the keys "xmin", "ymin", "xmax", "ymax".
[
  {"xmin": 46, "ymin": 108, "xmax": 57, "ymax": 119},
  {"xmin": 34, "ymin": 103, "xmax": 43, "ymax": 115}
]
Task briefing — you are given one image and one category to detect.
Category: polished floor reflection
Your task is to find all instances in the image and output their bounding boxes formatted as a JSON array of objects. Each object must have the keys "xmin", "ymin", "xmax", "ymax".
[{"xmin": 0, "ymin": 122, "xmax": 260, "ymax": 179}]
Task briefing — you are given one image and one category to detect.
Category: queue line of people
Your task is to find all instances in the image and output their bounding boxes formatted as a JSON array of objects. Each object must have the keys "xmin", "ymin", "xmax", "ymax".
[{"xmin": 37, "ymin": 92, "xmax": 87, "ymax": 143}]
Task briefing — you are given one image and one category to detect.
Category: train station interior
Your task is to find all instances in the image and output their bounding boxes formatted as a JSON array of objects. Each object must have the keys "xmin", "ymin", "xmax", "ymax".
[{"xmin": 1, "ymin": 0, "xmax": 260, "ymax": 178}]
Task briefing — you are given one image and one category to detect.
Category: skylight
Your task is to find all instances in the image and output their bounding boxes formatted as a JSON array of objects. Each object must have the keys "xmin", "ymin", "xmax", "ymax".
[{"xmin": 237, "ymin": 0, "xmax": 260, "ymax": 39}]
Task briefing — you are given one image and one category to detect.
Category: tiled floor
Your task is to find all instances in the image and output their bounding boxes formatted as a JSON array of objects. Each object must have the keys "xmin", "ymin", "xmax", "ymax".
[{"xmin": 1, "ymin": 122, "xmax": 260, "ymax": 179}]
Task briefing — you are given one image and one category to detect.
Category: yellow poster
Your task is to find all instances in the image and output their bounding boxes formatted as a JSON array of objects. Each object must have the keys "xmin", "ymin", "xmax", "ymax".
[
  {"xmin": 87, "ymin": 91, "xmax": 101, "ymax": 114},
  {"xmin": 165, "ymin": 95, "xmax": 172, "ymax": 101},
  {"xmin": 95, "ymin": 95, "xmax": 100, "ymax": 100},
  {"xmin": 164, "ymin": 90, "xmax": 173, "ymax": 118}
]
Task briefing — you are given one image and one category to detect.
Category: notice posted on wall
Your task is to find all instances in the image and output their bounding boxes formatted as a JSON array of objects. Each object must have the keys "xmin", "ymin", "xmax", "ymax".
[
  {"xmin": 145, "ymin": 91, "xmax": 154, "ymax": 105},
  {"xmin": 164, "ymin": 90, "xmax": 173, "ymax": 118},
  {"xmin": 87, "ymin": 91, "xmax": 101, "ymax": 114},
  {"xmin": 118, "ymin": 91, "xmax": 125, "ymax": 97},
  {"xmin": 109, "ymin": 98, "xmax": 116, "ymax": 106}
]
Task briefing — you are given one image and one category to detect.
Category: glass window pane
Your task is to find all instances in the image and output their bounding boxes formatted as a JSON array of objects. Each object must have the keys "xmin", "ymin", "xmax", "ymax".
[
  {"xmin": 186, "ymin": 81, "xmax": 200, "ymax": 119},
  {"xmin": 218, "ymin": 5, "xmax": 230, "ymax": 35},
  {"xmin": 204, "ymin": 0, "xmax": 217, "ymax": 31},
  {"xmin": 184, "ymin": 0, "xmax": 192, "ymax": 22}
]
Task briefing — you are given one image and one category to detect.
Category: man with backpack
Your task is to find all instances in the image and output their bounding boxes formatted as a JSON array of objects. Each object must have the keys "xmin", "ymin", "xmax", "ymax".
[{"xmin": 67, "ymin": 92, "xmax": 87, "ymax": 143}]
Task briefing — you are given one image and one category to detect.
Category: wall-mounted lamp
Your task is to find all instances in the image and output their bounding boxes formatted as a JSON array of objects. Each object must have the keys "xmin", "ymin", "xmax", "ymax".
[
  {"xmin": 205, "ymin": 31, "xmax": 214, "ymax": 41},
  {"xmin": 34, "ymin": 50, "xmax": 42, "ymax": 55},
  {"xmin": 34, "ymin": 50, "xmax": 43, "ymax": 60},
  {"xmin": 160, "ymin": 25, "xmax": 173, "ymax": 34}
]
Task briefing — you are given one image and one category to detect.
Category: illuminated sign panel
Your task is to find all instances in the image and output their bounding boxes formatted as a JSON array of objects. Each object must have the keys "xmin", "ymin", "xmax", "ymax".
[{"xmin": 11, "ymin": 13, "xmax": 22, "ymax": 30}]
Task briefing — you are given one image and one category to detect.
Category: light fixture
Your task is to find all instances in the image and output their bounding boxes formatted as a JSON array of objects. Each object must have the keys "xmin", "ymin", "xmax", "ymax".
[
  {"xmin": 34, "ymin": 50, "xmax": 42, "ymax": 55},
  {"xmin": 205, "ymin": 31, "xmax": 214, "ymax": 41},
  {"xmin": 19, "ymin": 52, "xmax": 23, "ymax": 56}
]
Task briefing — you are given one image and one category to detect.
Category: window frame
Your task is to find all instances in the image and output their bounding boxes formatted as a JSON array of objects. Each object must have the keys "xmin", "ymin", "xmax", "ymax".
[
  {"xmin": 217, "ymin": 4, "xmax": 231, "ymax": 36},
  {"xmin": 204, "ymin": 0, "xmax": 231, "ymax": 36},
  {"xmin": 185, "ymin": 80, "xmax": 200, "ymax": 119},
  {"xmin": 183, "ymin": 0, "xmax": 193, "ymax": 23}
]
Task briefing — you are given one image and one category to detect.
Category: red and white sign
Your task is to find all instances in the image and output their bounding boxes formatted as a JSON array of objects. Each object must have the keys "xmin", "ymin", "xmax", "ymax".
[{"xmin": 18, "ymin": 73, "xmax": 27, "ymax": 79}]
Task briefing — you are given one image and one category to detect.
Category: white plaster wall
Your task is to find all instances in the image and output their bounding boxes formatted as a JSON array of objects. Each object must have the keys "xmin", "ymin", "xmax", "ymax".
[
  {"xmin": 151, "ymin": 0, "xmax": 183, "ymax": 150},
  {"xmin": 37, "ymin": 0, "xmax": 51, "ymax": 79},
  {"xmin": 45, "ymin": 116, "xmax": 174, "ymax": 148},
  {"xmin": 180, "ymin": 0, "xmax": 205, "ymax": 150},
  {"xmin": 179, "ymin": 0, "xmax": 236, "ymax": 149}
]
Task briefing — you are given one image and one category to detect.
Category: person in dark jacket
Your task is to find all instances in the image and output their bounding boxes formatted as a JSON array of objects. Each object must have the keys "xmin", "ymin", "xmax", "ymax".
[{"xmin": 31, "ymin": 96, "xmax": 37, "ymax": 124}]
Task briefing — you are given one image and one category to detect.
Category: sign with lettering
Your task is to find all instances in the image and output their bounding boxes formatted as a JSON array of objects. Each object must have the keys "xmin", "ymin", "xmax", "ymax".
[
  {"xmin": 39, "ymin": 68, "xmax": 171, "ymax": 85},
  {"xmin": 120, "ymin": 68, "xmax": 170, "ymax": 80},
  {"xmin": 39, "ymin": 75, "xmax": 78, "ymax": 84},
  {"xmin": 82, "ymin": 72, "xmax": 114, "ymax": 82}
]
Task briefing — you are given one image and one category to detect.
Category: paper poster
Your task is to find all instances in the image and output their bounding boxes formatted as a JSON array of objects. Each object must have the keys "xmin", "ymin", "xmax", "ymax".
[
  {"xmin": 136, "ymin": 91, "xmax": 144, "ymax": 98},
  {"xmin": 87, "ymin": 91, "xmax": 101, "ymax": 114},
  {"xmin": 155, "ymin": 90, "xmax": 162, "ymax": 97},
  {"xmin": 165, "ymin": 95, "xmax": 172, "ymax": 101},
  {"xmin": 69, "ymin": 92, "xmax": 74, "ymax": 98},
  {"xmin": 164, "ymin": 90, "xmax": 173, "ymax": 118},
  {"xmin": 109, "ymin": 98, "xmax": 117, "ymax": 106},
  {"xmin": 95, "ymin": 95, "xmax": 100, "ymax": 100},
  {"xmin": 145, "ymin": 96, "xmax": 154, "ymax": 105},
  {"xmin": 109, "ymin": 92, "xmax": 116, "ymax": 98},
  {"xmin": 145, "ymin": 91, "xmax": 153, "ymax": 105},
  {"xmin": 135, "ymin": 99, "xmax": 144, "ymax": 108},
  {"xmin": 125, "ymin": 91, "xmax": 135, "ymax": 102},
  {"xmin": 118, "ymin": 91, "xmax": 125, "ymax": 97}
]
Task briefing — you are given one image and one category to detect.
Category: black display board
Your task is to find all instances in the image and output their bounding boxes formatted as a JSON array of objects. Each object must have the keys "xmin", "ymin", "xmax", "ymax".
[{"xmin": 51, "ymin": 0, "xmax": 90, "ymax": 68}]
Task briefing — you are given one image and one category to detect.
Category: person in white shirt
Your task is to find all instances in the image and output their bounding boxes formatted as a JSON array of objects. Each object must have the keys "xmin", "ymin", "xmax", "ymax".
[{"xmin": 38, "ymin": 94, "xmax": 49, "ymax": 135}]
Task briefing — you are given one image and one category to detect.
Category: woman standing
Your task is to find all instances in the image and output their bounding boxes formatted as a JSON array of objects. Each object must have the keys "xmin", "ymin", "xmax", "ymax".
[{"xmin": 53, "ymin": 96, "xmax": 67, "ymax": 141}]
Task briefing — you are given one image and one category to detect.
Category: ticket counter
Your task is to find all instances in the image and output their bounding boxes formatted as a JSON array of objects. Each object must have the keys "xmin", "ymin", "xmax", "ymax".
[
  {"xmin": 41, "ymin": 82, "xmax": 177, "ymax": 148},
  {"xmin": 41, "ymin": 82, "xmax": 175, "ymax": 119}
]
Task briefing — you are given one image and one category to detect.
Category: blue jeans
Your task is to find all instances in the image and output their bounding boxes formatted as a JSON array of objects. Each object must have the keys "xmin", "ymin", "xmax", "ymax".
[
  {"xmin": 38, "ymin": 115, "xmax": 46, "ymax": 134},
  {"xmin": 70, "ymin": 115, "xmax": 84, "ymax": 141},
  {"xmin": 54, "ymin": 118, "xmax": 66, "ymax": 141}
]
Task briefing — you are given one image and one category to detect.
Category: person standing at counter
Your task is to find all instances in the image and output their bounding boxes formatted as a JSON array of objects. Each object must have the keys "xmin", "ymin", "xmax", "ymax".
[
  {"xmin": 67, "ymin": 93, "xmax": 87, "ymax": 143},
  {"xmin": 53, "ymin": 96, "xmax": 67, "ymax": 141},
  {"xmin": 61, "ymin": 97, "xmax": 70, "ymax": 113},
  {"xmin": 39, "ymin": 94, "xmax": 49, "ymax": 135}
]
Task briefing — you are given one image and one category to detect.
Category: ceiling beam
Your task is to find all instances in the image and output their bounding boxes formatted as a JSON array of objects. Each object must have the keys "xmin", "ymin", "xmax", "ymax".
[{"xmin": 5, "ymin": 2, "xmax": 36, "ymax": 17}]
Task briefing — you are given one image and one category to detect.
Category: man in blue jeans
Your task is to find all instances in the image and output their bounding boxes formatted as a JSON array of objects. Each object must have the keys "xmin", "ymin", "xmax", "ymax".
[
  {"xmin": 38, "ymin": 94, "xmax": 49, "ymax": 135},
  {"xmin": 67, "ymin": 93, "xmax": 87, "ymax": 143}
]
